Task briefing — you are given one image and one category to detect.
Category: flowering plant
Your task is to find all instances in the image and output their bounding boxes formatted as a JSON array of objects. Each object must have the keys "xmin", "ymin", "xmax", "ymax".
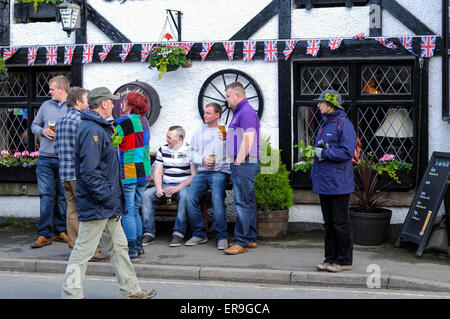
[
  {"xmin": 0, "ymin": 150, "xmax": 40, "ymax": 168},
  {"xmin": 293, "ymin": 140, "xmax": 315, "ymax": 173},
  {"xmin": 0, "ymin": 56, "xmax": 7, "ymax": 82},
  {"xmin": 373, "ymin": 153, "xmax": 412, "ymax": 184},
  {"xmin": 148, "ymin": 33, "xmax": 191, "ymax": 80}
]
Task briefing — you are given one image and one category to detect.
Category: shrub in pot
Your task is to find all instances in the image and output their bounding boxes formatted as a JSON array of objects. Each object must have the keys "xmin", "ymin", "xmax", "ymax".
[
  {"xmin": 254, "ymin": 138, "xmax": 294, "ymax": 238},
  {"xmin": 350, "ymin": 159, "xmax": 392, "ymax": 245}
]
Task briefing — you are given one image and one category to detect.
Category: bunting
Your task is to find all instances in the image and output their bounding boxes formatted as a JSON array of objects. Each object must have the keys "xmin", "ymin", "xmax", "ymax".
[
  {"xmin": 2, "ymin": 47, "xmax": 18, "ymax": 61},
  {"xmin": 120, "ymin": 43, "xmax": 133, "ymax": 62},
  {"xmin": 264, "ymin": 40, "xmax": 278, "ymax": 62},
  {"xmin": 45, "ymin": 46, "xmax": 58, "ymax": 65},
  {"xmin": 420, "ymin": 36, "xmax": 436, "ymax": 58},
  {"xmin": 223, "ymin": 41, "xmax": 235, "ymax": 61},
  {"xmin": 399, "ymin": 36, "xmax": 414, "ymax": 55},
  {"xmin": 99, "ymin": 44, "xmax": 113, "ymax": 63},
  {"xmin": 328, "ymin": 38, "xmax": 343, "ymax": 51},
  {"xmin": 64, "ymin": 45, "xmax": 75, "ymax": 65},
  {"xmin": 140, "ymin": 43, "xmax": 153, "ymax": 62},
  {"xmin": 283, "ymin": 40, "xmax": 297, "ymax": 60},
  {"xmin": 27, "ymin": 47, "xmax": 39, "ymax": 66},
  {"xmin": 306, "ymin": 40, "xmax": 321, "ymax": 57},
  {"xmin": 374, "ymin": 37, "xmax": 397, "ymax": 50},
  {"xmin": 243, "ymin": 41, "xmax": 256, "ymax": 62},
  {"xmin": 179, "ymin": 42, "xmax": 194, "ymax": 54},
  {"xmin": 353, "ymin": 33, "xmax": 366, "ymax": 40},
  {"xmin": 200, "ymin": 42, "xmax": 214, "ymax": 61},
  {"xmin": 82, "ymin": 44, "xmax": 95, "ymax": 64}
]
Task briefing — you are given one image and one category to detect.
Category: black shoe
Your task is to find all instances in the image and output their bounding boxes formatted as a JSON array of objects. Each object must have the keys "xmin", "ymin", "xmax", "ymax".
[{"xmin": 169, "ymin": 235, "xmax": 184, "ymax": 247}]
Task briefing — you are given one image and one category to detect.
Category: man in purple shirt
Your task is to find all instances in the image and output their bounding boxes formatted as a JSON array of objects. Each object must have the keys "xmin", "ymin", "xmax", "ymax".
[{"xmin": 221, "ymin": 81, "xmax": 260, "ymax": 255}]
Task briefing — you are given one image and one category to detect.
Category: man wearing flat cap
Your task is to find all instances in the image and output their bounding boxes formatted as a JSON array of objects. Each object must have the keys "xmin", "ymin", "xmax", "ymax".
[{"xmin": 61, "ymin": 87, "xmax": 156, "ymax": 299}]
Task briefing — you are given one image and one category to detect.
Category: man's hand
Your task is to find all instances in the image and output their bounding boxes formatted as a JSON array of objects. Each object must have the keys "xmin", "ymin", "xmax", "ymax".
[
  {"xmin": 156, "ymin": 187, "xmax": 165, "ymax": 198},
  {"xmin": 164, "ymin": 185, "xmax": 180, "ymax": 196},
  {"xmin": 42, "ymin": 128, "xmax": 55, "ymax": 140},
  {"xmin": 202, "ymin": 156, "xmax": 215, "ymax": 169}
]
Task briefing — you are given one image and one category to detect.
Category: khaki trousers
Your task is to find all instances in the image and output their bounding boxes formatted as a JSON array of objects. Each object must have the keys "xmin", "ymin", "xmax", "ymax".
[
  {"xmin": 62, "ymin": 181, "xmax": 78, "ymax": 250},
  {"xmin": 61, "ymin": 217, "xmax": 141, "ymax": 299}
]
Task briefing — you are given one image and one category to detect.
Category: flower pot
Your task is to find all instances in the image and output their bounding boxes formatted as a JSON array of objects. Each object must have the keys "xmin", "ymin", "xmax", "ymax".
[
  {"xmin": 0, "ymin": 166, "xmax": 37, "ymax": 182},
  {"xmin": 257, "ymin": 209, "xmax": 289, "ymax": 238},
  {"xmin": 350, "ymin": 208, "xmax": 392, "ymax": 246},
  {"xmin": 289, "ymin": 170, "xmax": 312, "ymax": 189},
  {"xmin": 376, "ymin": 169, "xmax": 413, "ymax": 190},
  {"xmin": 14, "ymin": 3, "xmax": 60, "ymax": 24}
]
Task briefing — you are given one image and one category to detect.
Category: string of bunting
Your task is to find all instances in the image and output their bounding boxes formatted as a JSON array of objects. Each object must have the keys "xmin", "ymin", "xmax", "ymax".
[{"xmin": 0, "ymin": 34, "xmax": 438, "ymax": 65}]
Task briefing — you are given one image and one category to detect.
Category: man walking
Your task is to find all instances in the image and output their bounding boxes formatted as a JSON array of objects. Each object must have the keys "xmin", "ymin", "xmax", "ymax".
[
  {"xmin": 54, "ymin": 86, "xmax": 108, "ymax": 261},
  {"xmin": 185, "ymin": 103, "xmax": 230, "ymax": 249},
  {"xmin": 221, "ymin": 82, "xmax": 260, "ymax": 255},
  {"xmin": 31, "ymin": 75, "xmax": 69, "ymax": 248},
  {"xmin": 61, "ymin": 87, "xmax": 155, "ymax": 299}
]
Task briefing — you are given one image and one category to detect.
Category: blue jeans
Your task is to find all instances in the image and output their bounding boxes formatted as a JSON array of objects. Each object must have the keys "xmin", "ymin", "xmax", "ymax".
[
  {"xmin": 121, "ymin": 182, "xmax": 148, "ymax": 242},
  {"xmin": 231, "ymin": 159, "xmax": 260, "ymax": 248},
  {"xmin": 36, "ymin": 156, "xmax": 67, "ymax": 238},
  {"xmin": 187, "ymin": 171, "xmax": 230, "ymax": 241},
  {"xmin": 141, "ymin": 183, "xmax": 189, "ymax": 238}
]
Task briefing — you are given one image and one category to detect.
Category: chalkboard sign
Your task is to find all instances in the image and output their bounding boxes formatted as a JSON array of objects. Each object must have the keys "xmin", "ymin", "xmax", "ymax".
[{"xmin": 395, "ymin": 152, "xmax": 450, "ymax": 257}]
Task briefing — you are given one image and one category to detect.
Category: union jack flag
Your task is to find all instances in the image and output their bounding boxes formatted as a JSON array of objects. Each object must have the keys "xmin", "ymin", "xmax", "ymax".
[
  {"xmin": 223, "ymin": 41, "xmax": 235, "ymax": 61},
  {"xmin": 243, "ymin": 41, "xmax": 256, "ymax": 62},
  {"xmin": 420, "ymin": 36, "xmax": 436, "ymax": 58},
  {"xmin": 374, "ymin": 37, "xmax": 397, "ymax": 50},
  {"xmin": 120, "ymin": 43, "xmax": 133, "ymax": 62},
  {"xmin": 306, "ymin": 40, "xmax": 321, "ymax": 57},
  {"xmin": 200, "ymin": 42, "xmax": 214, "ymax": 61},
  {"xmin": 82, "ymin": 44, "xmax": 95, "ymax": 64},
  {"xmin": 399, "ymin": 36, "xmax": 414, "ymax": 54},
  {"xmin": 99, "ymin": 44, "xmax": 113, "ymax": 63},
  {"xmin": 328, "ymin": 38, "xmax": 343, "ymax": 51},
  {"xmin": 283, "ymin": 40, "xmax": 297, "ymax": 60},
  {"xmin": 264, "ymin": 40, "xmax": 277, "ymax": 62},
  {"xmin": 140, "ymin": 43, "xmax": 153, "ymax": 62},
  {"xmin": 179, "ymin": 42, "xmax": 194, "ymax": 54},
  {"xmin": 64, "ymin": 45, "xmax": 75, "ymax": 65},
  {"xmin": 2, "ymin": 47, "xmax": 18, "ymax": 61},
  {"xmin": 45, "ymin": 46, "xmax": 58, "ymax": 65},
  {"xmin": 352, "ymin": 33, "xmax": 366, "ymax": 40},
  {"xmin": 27, "ymin": 47, "xmax": 39, "ymax": 66}
]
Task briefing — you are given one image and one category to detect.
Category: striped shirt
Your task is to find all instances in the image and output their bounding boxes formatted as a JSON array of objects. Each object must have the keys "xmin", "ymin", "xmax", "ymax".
[
  {"xmin": 54, "ymin": 107, "xmax": 81, "ymax": 182},
  {"xmin": 155, "ymin": 142, "xmax": 191, "ymax": 184}
]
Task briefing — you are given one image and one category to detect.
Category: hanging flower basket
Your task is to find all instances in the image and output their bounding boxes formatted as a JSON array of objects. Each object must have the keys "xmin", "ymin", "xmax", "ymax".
[{"xmin": 148, "ymin": 45, "xmax": 191, "ymax": 80}]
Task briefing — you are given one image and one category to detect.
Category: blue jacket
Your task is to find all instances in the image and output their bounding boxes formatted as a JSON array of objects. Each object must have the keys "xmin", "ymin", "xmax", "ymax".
[
  {"xmin": 311, "ymin": 110, "xmax": 357, "ymax": 195},
  {"xmin": 75, "ymin": 110, "xmax": 124, "ymax": 221}
]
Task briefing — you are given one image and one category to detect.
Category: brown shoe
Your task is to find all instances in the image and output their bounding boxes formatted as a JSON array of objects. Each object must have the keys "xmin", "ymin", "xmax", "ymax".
[
  {"xmin": 224, "ymin": 244, "xmax": 248, "ymax": 255},
  {"xmin": 316, "ymin": 262, "xmax": 331, "ymax": 271},
  {"xmin": 326, "ymin": 264, "xmax": 352, "ymax": 273},
  {"xmin": 90, "ymin": 250, "xmax": 110, "ymax": 262},
  {"xmin": 124, "ymin": 289, "xmax": 157, "ymax": 299},
  {"xmin": 54, "ymin": 232, "xmax": 69, "ymax": 243},
  {"xmin": 31, "ymin": 236, "xmax": 52, "ymax": 248},
  {"xmin": 230, "ymin": 242, "xmax": 258, "ymax": 249}
]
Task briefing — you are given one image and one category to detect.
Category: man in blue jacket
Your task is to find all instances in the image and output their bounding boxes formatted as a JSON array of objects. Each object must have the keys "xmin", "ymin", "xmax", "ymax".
[{"xmin": 61, "ymin": 87, "xmax": 156, "ymax": 299}]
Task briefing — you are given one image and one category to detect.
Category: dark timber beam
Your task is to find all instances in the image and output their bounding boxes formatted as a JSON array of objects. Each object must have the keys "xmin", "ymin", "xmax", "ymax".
[
  {"xmin": 0, "ymin": 0, "xmax": 10, "ymax": 46},
  {"xmin": 230, "ymin": 0, "xmax": 279, "ymax": 40},
  {"xmin": 86, "ymin": 3, "xmax": 131, "ymax": 43},
  {"xmin": 443, "ymin": 0, "xmax": 450, "ymax": 121},
  {"xmin": 381, "ymin": 0, "xmax": 434, "ymax": 35}
]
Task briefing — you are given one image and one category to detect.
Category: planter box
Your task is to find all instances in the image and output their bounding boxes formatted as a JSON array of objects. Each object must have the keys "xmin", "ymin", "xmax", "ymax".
[
  {"xmin": 289, "ymin": 170, "xmax": 312, "ymax": 189},
  {"xmin": 257, "ymin": 210, "xmax": 289, "ymax": 238},
  {"xmin": 0, "ymin": 166, "xmax": 37, "ymax": 183},
  {"xmin": 376, "ymin": 169, "xmax": 413, "ymax": 191},
  {"xmin": 14, "ymin": 3, "xmax": 60, "ymax": 23}
]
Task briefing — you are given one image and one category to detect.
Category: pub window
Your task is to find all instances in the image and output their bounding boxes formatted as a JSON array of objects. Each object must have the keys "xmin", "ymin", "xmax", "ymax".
[
  {"xmin": 293, "ymin": 60, "xmax": 419, "ymax": 187},
  {"xmin": 0, "ymin": 67, "xmax": 71, "ymax": 153}
]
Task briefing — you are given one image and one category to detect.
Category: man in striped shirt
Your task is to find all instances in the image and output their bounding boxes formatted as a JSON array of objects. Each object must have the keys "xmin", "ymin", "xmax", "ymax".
[{"xmin": 141, "ymin": 126, "xmax": 197, "ymax": 247}]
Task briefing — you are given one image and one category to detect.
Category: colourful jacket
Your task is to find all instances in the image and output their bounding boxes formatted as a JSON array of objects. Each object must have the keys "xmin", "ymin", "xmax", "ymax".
[{"xmin": 311, "ymin": 110, "xmax": 357, "ymax": 195}]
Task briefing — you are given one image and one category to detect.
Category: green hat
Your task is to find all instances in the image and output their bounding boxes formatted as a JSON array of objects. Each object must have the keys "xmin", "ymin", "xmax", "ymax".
[
  {"xmin": 88, "ymin": 87, "xmax": 119, "ymax": 108},
  {"xmin": 314, "ymin": 90, "xmax": 344, "ymax": 110}
]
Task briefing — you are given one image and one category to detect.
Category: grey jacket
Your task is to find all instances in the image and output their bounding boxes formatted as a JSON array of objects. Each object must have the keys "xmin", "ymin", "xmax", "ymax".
[{"xmin": 31, "ymin": 99, "xmax": 68, "ymax": 158}]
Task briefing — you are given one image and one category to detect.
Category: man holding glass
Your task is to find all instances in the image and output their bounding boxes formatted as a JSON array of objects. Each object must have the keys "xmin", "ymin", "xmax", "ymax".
[{"xmin": 30, "ymin": 75, "xmax": 69, "ymax": 248}]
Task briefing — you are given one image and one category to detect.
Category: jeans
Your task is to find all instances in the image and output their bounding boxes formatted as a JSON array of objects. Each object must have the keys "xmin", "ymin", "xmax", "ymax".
[
  {"xmin": 122, "ymin": 182, "xmax": 148, "ymax": 242},
  {"xmin": 36, "ymin": 156, "xmax": 67, "ymax": 238},
  {"xmin": 141, "ymin": 183, "xmax": 189, "ymax": 238},
  {"xmin": 230, "ymin": 159, "xmax": 260, "ymax": 248},
  {"xmin": 187, "ymin": 171, "xmax": 230, "ymax": 241}
]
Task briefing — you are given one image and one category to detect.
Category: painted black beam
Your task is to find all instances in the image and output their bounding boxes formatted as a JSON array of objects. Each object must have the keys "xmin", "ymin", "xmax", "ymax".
[
  {"xmin": 0, "ymin": 0, "xmax": 9, "ymax": 46},
  {"xmin": 230, "ymin": 0, "xmax": 279, "ymax": 40},
  {"xmin": 443, "ymin": 0, "xmax": 450, "ymax": 121},
  {"xmin": 295, "ymin": 0, "xmax": 368, "ymax": 8},
  {"xmin": 86, "ymin": 3, "xmax": 131, "ymax": 43},
  {"xmin": 381, "ymin": 0, "xmax": 435, "ymax": 35}
]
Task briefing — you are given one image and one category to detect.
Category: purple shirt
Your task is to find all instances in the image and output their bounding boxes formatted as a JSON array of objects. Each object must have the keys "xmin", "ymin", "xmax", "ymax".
[{"xmin": 226, "ymin": 98, "xmax": 260, "ymax": 157}]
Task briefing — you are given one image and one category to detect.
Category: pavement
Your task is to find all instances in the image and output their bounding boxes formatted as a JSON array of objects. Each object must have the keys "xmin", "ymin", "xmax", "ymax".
[{"xmin": 0, "ymin": 219, "xmax": 450, "ymax": 293}]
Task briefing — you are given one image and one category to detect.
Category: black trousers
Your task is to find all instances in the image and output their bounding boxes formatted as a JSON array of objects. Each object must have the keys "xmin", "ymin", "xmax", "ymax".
[{"xmin": 319, "ymin": 194, "xmax": 353, "ymax": 266}]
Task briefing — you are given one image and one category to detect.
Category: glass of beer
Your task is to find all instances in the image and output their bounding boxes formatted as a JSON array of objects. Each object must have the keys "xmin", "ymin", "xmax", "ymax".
[
  {"xmin": 218, "ymin": 124, "xmax": 226, "ymax": 140},
  {"xmin": 48, "ymin": 121, "xmax": 55, "ymax": 132},
  {"xmin": 209, "ymin": 154, "xmax": 216, "ymax": 167}
]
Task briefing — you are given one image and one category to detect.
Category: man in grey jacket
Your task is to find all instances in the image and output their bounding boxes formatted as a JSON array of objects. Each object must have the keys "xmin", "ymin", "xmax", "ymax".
[{"xmin": 30, "ymin": 75, "xmax": 69, "ymax": 248}]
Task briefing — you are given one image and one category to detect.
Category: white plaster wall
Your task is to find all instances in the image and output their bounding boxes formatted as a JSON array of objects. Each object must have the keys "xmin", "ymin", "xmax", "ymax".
[{"xmin": 0, "ymin": 196, "xmax": 40, "ymax": 218}]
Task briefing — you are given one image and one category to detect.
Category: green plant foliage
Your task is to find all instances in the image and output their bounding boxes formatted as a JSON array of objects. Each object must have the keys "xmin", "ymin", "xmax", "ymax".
[
  {"xmin": 0, "ymin": 57, "xmax": 7, "ymax": 81},
  {"xmin": 148, "ymin": 45, "xmax": 191, "ymax": 80},
  {"xmin": 254, "ymin": 138, "xmax": 294, "ymax": 212},
  {"xmin": 110, "ymin": 127, "xmax": 122, "ymax": 148},
  {"xmin": 15, "ymin": 0, "xmax": 63, "ymax": 13},
  {"xmin": 372, "ymin": 153, "xmax": 412, "ymax": 184},
  {"xmin": 292, "ymin": 140, "xmax": 314, "ymax": 173}
]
